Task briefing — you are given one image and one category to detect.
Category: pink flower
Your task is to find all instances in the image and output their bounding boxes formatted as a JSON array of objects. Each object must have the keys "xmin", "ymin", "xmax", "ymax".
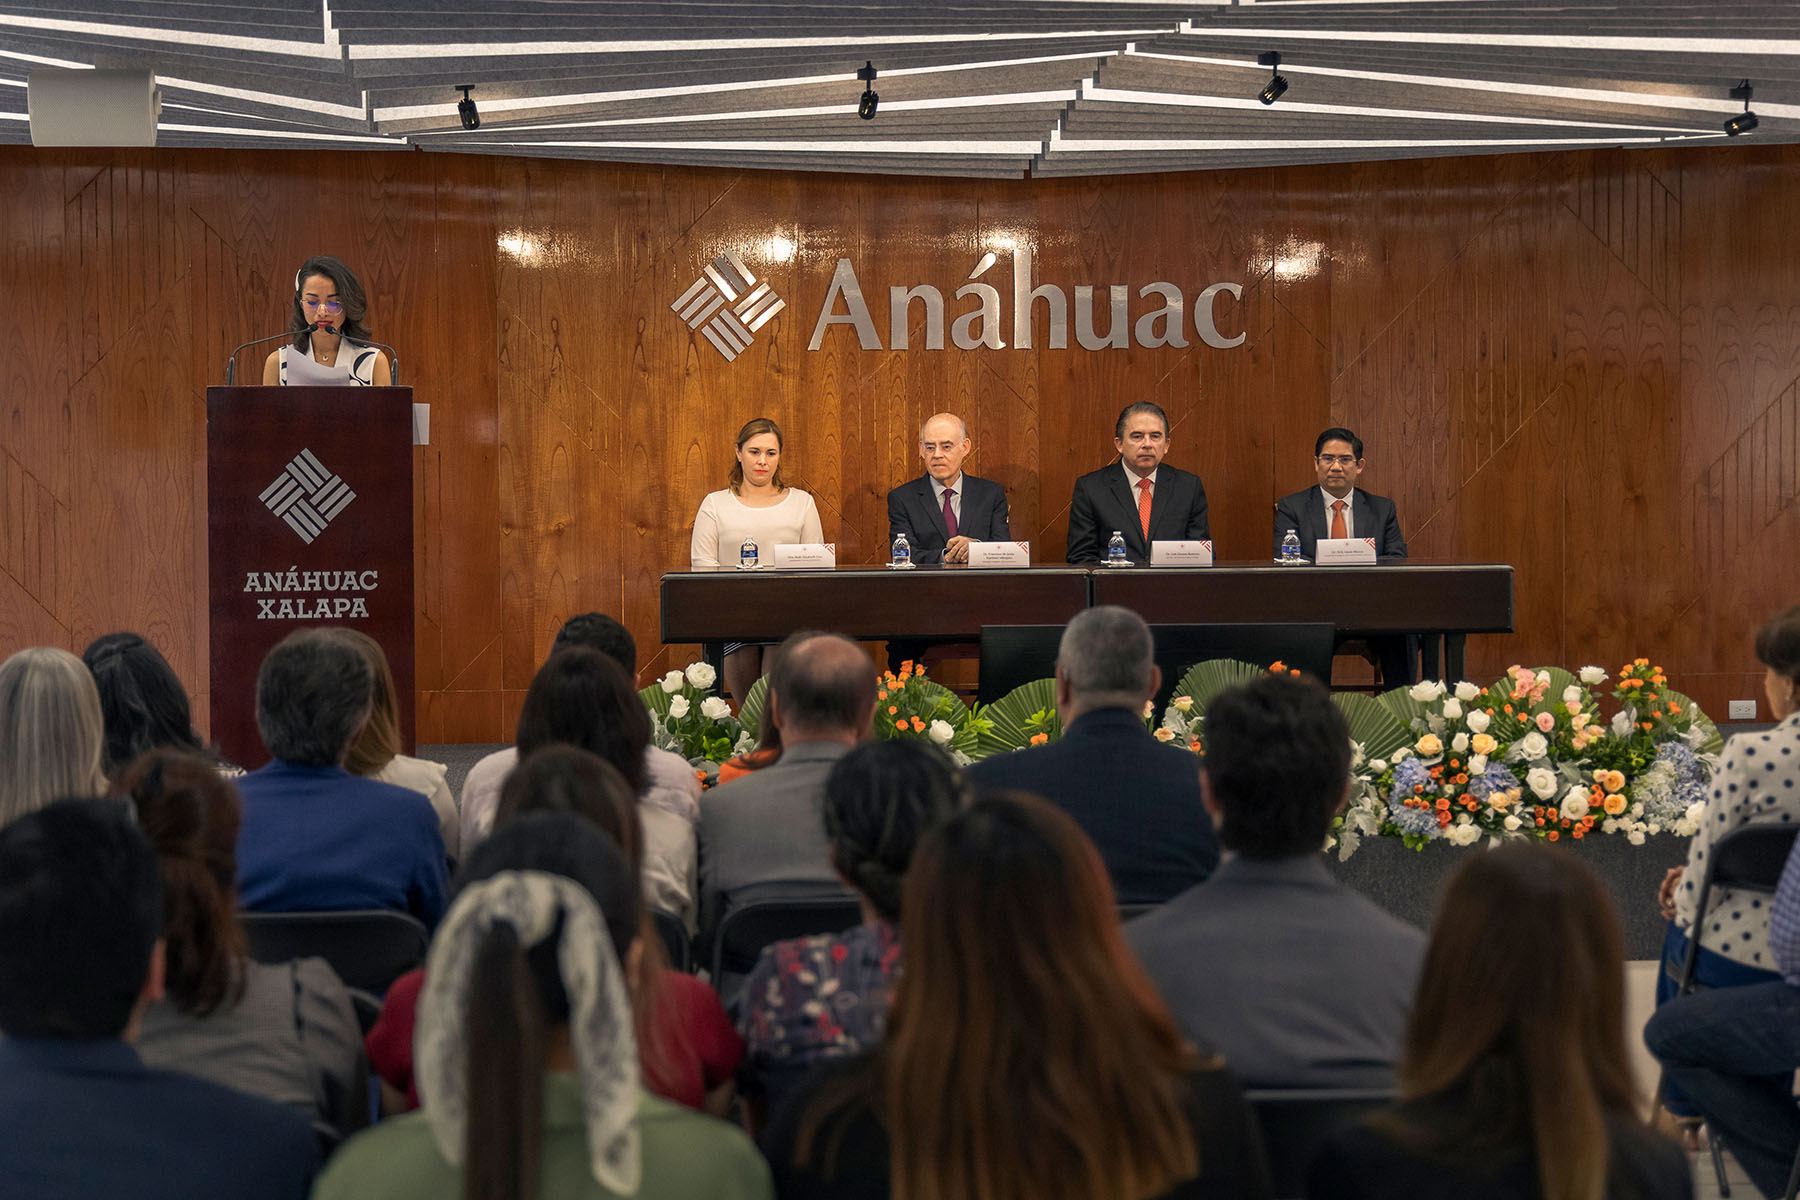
[{"xmin": 1534, "ymin": 711, "xmax": 1555, "ymax": 733}]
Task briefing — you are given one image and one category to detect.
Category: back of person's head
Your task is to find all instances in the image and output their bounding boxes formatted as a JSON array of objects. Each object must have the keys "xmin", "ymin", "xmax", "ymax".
[
  {"xmin": 323, "ymin": 628, "xmax": 403, "ymax": 777},
  {"xmin": 254, "ymin": 629, "xmax": 372, "ymax": 767},
  {"xmin": 430, "ymin": 813, "xmax": 642, "ymax": 1200},
  {"xmin": 1202, "ymin": 674, "xmax": 1350, "ymax": 859},
  {"xmin": 117, "ymin": 750, "xmax": 248, "ymax": 1017},
  {"xmin": 881, "ymin": 790, "xmax": 1198, "ymax": 1200},
  {"xmin": 497, "ymin": 744, "xmax": 644, "ymax": 877},
  {"xmin": 81, "ymin": 632, "xmax": 209, "ymax": 775},
  {"xmin": 1057, "ymin": 605, "xmax": 1155, "ymax": 708},
  {"xmin": 550, "ymin": 613, "xmax": 637, "ymax": 677},
  {"xmin": 1397, "ymin": 843, "xmax": 1635, "ymax": 1200},
  {"xmin": 1756, "ymin": 604, "xmax": 1800, "ymax": 687},
  {"xmin": 0, "ymin": 797, "xmax": 163, "ymax": 1039},
  {"xmin": 0, "ymin": 646, "xmax": 107, "ymax": 826},
  {"xmin": 514, "ymin": 648, "xmax": 649, "ymax": 793},
  {"xmin": 823, "ymin": 741, "xmax": 963, "ymax": 922},
  {"xmin": 767, "ymin": 631, "xmax": 876, "ymax": 738}
]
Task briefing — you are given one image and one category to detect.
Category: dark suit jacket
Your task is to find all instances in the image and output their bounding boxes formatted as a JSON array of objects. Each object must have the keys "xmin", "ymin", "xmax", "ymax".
[
  {"xmin": 1272, "ymin": 487, "xmax": 1407, "ymax": 561},
  {"xmin": 886, "ymin": 473, "xmax": 1010, "ymax": 564},
  {"xmin": 1066, "ymin": 463, "xmax": 1209, "ymax": 563},
  {"xmin": 0, "ymin": 1037, "xmax": 316, "ymax": 1200},
  {"xmin": 964, "ymin": 707, "xmax": 1219, "ymax": 903}
]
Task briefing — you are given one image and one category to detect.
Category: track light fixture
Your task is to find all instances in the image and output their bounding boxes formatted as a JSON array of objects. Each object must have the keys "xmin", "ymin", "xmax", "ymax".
[
  {"xmin": 456, "ymin": 85, "xmax": 479, "ymax": 131},
  {"xmin": 1257, "ymin": 51, "xmax": 1288, "ymax": 106},
  {"xmin": 857, "ymin": 60, "xmax": 879, "ymax": 120},
  {"xmin": 1725, "ymin": 79, "xmax": 1758, "ymax": 136}
]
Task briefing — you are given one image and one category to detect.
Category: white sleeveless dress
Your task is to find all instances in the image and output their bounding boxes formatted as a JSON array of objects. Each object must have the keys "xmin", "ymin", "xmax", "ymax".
[{"xmin": 277, "ymin": 340, "xmax": 381, "ymax": 386}]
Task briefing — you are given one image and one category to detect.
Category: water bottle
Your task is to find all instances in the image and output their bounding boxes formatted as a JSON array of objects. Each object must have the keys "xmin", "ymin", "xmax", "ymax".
[
  {"xmin": 1107, "ymin": 530, "xmax": 1129, "ymax": 567},
  {"xmin": 739, "ymin": 537, "xmax": 759, "ymax": 569},
  {"xmin": 890, "ymin": 532, "xmax": 913, "ymax": 569},
  {"xmin": 1280, "ymin": 529, "xmax": 1301, "ymax": 565}
]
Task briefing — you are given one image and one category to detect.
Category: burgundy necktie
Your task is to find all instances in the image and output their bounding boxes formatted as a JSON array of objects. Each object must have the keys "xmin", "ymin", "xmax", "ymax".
[{"xmin": 942, "ymin": 487, "xmax": 958, "ymax": 539}]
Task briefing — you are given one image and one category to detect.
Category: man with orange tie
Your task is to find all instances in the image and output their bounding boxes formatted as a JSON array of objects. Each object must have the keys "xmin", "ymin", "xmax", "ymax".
[
  {"xmin": 1273, "ymin": 427, "xmax": 1413, "ymax": 683},
  {"xmin": 1065, "ymin": 402, "xmax": 1209, "ymax": 564}
]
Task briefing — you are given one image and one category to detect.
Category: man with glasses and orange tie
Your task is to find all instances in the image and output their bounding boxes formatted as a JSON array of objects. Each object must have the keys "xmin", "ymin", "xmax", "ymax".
[
  {"xmin": 1273, "ymin": 427, "xmax": 1413, "ymax": 683},
  {"xmin": 1065, "ymin": 401, "xmax": 1209, "ymax": 565},
  {"xmin": 262, "ymin": 255, "xmax": 392, "ymax": 387}
]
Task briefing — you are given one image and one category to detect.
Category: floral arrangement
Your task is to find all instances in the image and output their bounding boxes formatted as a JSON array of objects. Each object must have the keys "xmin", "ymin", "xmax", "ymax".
[
  {"xmin": 639, "ymin": 661, "xmax": 753, "ymax": 788},
  {"xmin": 872, "ymin": 661, "xmax": 992, "ymax": 764}
]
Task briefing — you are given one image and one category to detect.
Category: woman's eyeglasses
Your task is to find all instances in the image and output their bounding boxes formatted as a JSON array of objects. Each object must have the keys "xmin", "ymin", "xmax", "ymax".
[{"xmin": 301, "ymin": 298, "xmax": 345, "ymax": 315}]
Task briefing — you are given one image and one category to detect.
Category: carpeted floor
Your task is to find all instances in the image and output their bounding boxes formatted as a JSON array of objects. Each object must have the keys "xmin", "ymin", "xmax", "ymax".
[{"xmin": 418, "ymin": 744, "xmax": 508, "ymax": 802}]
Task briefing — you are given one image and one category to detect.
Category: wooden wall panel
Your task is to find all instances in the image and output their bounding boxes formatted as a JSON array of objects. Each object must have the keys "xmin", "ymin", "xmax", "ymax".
[{"xmin": 4, "ymin": 141, "xmax": 1800, "ymax": 741}]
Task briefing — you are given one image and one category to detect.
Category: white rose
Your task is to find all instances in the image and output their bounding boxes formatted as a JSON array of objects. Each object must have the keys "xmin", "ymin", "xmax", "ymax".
[
  {"xmin": 1519, "ymin": 731, "xmax": 1548, "ymax": 760},
  {"xmin": 1443, "ymin": 698, "xmax": 1463, "ymax": 720},
  {"xmin": 660, "ymin": 670, "xmax": 684, "ymax": 694},
  {"xmin": 1560, "ymin": 787, "xmax": 1590, "ymax": 821},
  {"xmin": 928, "ymin": 719, "xmax": 955, "ymax": 745},
  {"xmin": 1447, "ymin": 823, "xmax": 1481, "ymax": 846},
  {"xmin": 1563, "ymin": 684, "xmax": 1583, "ymax": 707},
  {"xmin": 667, "ymin": 695, "xmax": 690, "ymax": 719},
  {"xmin": 1580, "ymin": 665, "xmax": 1607, "ymax": 685},
  {"xmin": 1409, "ymin": 681, "xmax": 1440, "ymax": 702},
  {"xmin": 685, "ymin": 661, "xmax": 717, "ymax": 690},
  {"xmin": 1468, "ymin": 753, "xmax": 1488, "ymax": 775},
  {"xmin": 699, "ymin": 696, "xmax": 731, "ymax": 721},
  {"xmin": 1503, "ymin": 814, "xmax": 1523, "ymax": 832},
  {"xmin": 1451, "ymin": 732, "xmax": 1470, "ymax": 753},
  {"xmin": 1611, "ymin": 710, "xmax": 1633, "ymax": 737},
  {"xmin": 1628, "ymin": 829, "xmax": 1646, "ymax": 845},
  {"xmin": 1172, "ymin": 695, "xmax": 1194, "ymax": 713},
  {"xmin": 1527, "ymin": 766, "xmax": 1558, "ymax": 800},
  {"xmin": 1369, "ymin": 759, "xmax": 1387, "ymax": 774},
  {"xmin": 1455, "ymin": 681, "xmax": 1480, "ymax": 703},
  {"xmin": 1466, "ymin": 710, "xmax": 1491, "ymax": 735}
]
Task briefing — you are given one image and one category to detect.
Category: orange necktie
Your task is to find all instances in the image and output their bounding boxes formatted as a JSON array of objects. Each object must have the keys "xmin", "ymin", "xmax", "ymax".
[
  {"xmin": 1137, "ymin": 478, "xmax": 1153, "ymax": 541},
  {"xmin": 1330, "ymin": 499, "xmax": 1348, "ymax": 539}
]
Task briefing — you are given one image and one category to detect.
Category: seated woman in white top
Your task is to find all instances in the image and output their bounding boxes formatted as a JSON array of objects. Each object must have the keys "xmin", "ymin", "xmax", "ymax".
[
  {"xmin": 262, "ymin": 255, "xmax": 392, "ymax": 387},
  {"xmin": 689, "ymin": 417, "xmax": 823, "ymax": 703}
]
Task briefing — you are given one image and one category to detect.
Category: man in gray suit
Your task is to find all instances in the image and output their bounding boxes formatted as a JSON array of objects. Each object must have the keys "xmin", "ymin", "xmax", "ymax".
[
  {"xmin": 1126, "ymin": 672, "xmax": 1425, "ymax": 1089},
  {"xmin": 697, "ymin": 631, "xmax": 875, "ymax": 957}
]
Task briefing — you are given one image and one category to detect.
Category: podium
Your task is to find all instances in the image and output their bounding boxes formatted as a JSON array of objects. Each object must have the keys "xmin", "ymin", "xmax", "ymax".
[{"xmin": 206, "ymin": 386, "xmax": 415, "ymax": 767}]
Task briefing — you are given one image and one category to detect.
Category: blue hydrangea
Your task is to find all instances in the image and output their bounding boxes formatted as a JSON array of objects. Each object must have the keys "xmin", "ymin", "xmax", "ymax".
[
  {"xmin": 1466, "ymin": 763, "xmax": 1523, "ymax": 802},
  {"xmin": 1389, "ymin": 758, "xmax": 1429, "ymax": 803},
  {"xmin": 1385, "ymin": 758, "xmax": 1443, "ymax": 838},
  {"xmin": 1656, "ymin": 742, "xmax": 1708, "ymax": 808}
]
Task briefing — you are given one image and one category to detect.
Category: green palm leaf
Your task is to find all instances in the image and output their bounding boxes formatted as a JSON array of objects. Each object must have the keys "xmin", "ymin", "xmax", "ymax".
[
  {"xmin": 1529, "ymin": 667, "xmax": 1579, "ymax": 715},
  {"xmin": 738, "ymin": 675, "xmax": 770, "ymax": 742},
  {"xmin": 1333, "ymin": 692, "xmax": 1414, "ymax": 762},
  {"xmin": 974, "ymin": 679, "xmax": 1060, "ymax": 757},
  {"xmin": 639, "ymin": 679, "xmax": 677, "ymax": 719},
  {"xmin": 1168, "ymin": 659, "xmax": 1264, "ymax": 715},
  {"xmin": 1377, "ymin": 685, "xmax": 1436, "ymax": 730},
  {"xmin": 1665, "ymin": 689, "xmax": 1724, "ymax": 754}
]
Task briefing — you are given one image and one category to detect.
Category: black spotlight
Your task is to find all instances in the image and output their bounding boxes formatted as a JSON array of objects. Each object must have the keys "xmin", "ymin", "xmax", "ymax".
[
  {"xmin": 1725, "ymin": 79, "xmax": 1758, "ymax": 136},
  {"xmin": 857, "ymin": 60, "xmax": 879, "ymax": 120},
  {"xmin": 456, "ymin": 85, "xmax": 479, "ymax": 131},
  {"xmin": 1257, "ymin": 51, "xmax": 1288, "ymax": 106}
]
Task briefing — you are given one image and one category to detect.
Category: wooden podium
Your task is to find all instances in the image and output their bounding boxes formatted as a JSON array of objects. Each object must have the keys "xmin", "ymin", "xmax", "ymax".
[{"xmin": 206, "ymin": 386, "xmax": 414, "ymax": 767}]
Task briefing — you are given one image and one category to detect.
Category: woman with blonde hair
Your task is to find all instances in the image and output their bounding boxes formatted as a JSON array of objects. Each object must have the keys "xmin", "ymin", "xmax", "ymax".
[
  {"xmin": 0, "ymin": 646, "xmax": 107, "ymax": 825},
  {"xmin": 1305, "ymin": 843, "xmax": 1690, "ymax": 1200}
]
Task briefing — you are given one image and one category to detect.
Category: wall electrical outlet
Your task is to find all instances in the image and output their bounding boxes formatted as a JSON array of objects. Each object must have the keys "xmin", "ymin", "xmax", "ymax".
[{"xmin": 1728, "ymin": 700, "xmax": 1758, "ymax": 721}]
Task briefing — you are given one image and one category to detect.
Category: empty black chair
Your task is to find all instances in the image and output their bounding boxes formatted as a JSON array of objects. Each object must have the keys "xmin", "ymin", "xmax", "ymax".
[
  {"xmin": 1245, "ymin": 1087, "xmax": 1396, "ymax": 1200},
  {"xmin": 709, "ymin": 895, "xmax": 866, "ymax": 993},
  {"xmin": 651, "ymin": 907, "xmax": 692, "ymax": 973},
  {"xmin": 240, "ymin": 908, "xmax": 430, "ymax": 996},
  {"xmin": 977, "ymin": 625, "xmax": 1064, "ymax": 705},
  {"xmin": 1146, "ymin": 622, "xmax": 1336, "ymax": 711}
]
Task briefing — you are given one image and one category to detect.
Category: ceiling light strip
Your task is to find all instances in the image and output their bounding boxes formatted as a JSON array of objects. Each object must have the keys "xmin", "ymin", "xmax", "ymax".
[
  {"xmin": 1175, "ymin": 23, "xmax": 1800, "ymax": 56},
  {"xmin": 350, "ymin": 29, "xmax": 1171, "ymax": 60},
  {"xmin": 1049, "ymin": 133, "xmax": 1691, "ymax": 152},
  {"xmin": 467, "ymin": 137, "xmax": 1045, "ymax": 154},
  {"xmin": 1080, "ymin": 85, "xmax": 1707, "ymax": 132},
  {"xmin": 405, "ymin": 90, "xmax": 1079, "ymax": 133},
  {"xmin": 0, "ymin": 14, "xmax": 340, "ymax": 58}
]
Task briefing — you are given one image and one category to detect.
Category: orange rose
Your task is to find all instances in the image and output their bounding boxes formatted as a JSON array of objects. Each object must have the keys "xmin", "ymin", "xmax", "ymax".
[
  {"xmin": 888, "ymin": 705, "xmax": 899, "ymax": 715},
  {"xmin": 877, "ymin": 691, "xmax": 888, "ymax": 701},
  {"xmin": 911, "ymin": 717, "xmax": 925, "ymax": 732},
  {"xmin": 1603, "ymin": 793, "xmax": 1627, "ymax": 816},
  {"xmin": 1547, "ymin": 830, "xmax": 1560, "ymax": 841},
  {"xmin": 1437, "ymin": 811, "xmax": 1452, "ymax": 827},
  {"xmin": 895, "ymin": 719, "xmax": 908, "ymax": 730},
  {"xmin": 1029, "ymin": 733, "xmax": 1049, "ymax": 745}
]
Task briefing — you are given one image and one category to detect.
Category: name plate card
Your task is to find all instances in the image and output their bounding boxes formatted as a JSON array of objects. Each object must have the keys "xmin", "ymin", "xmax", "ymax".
[
  {"xmin": 1314, "ymin": 537, "xmax": 1378, "ymax": 566},
  {"xmin": 771, "ymin": 543, "xmax": 838, "ymax": 570},
  {"xmin": 967, "ymin": 541, "xmax": 1031, "ymax": 568},
  {"xmin": 1150, "ymin": 540, "xmax": 1213, "ymax": 567}
]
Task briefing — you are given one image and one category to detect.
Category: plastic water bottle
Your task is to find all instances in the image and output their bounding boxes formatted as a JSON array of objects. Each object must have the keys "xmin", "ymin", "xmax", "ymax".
[
  {"xmin": 739, "ymin": 537, "xmax": 759, "ymax": 569},
  {"xmin": 1107, "ymin": 530, "xmax": 1129, "ymax": 567},
  {"xmin": 1280, "ymin": 529, "xmax": 1301, "ymax": 565},
  {"xmin": 890, "ymin": 532, "xmax": 913, "ymax": 569}
]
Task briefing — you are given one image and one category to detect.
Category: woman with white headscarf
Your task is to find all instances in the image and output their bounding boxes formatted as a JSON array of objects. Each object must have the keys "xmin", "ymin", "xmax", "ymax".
[{"xmin": 313, "ymin": 812, "xmax": 770, "ymax": 1200}]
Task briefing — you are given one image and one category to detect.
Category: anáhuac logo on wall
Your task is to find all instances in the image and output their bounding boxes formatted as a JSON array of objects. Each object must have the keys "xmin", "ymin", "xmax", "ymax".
[
  {"xmin": 260, "ymin": 448, "xmax": 356, "ymax": 545},
  {"xmin": 675, "ymin": 244, "xmax": 1245, "ymax": 362}
]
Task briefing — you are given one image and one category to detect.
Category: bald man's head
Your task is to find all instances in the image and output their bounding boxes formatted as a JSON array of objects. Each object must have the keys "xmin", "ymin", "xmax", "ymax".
[
  {"xmin": 918, "ymin": 413, "xmax": 971, "ymax": 483},
  {"xmin": 768, "ymin": 632, "xmax": 878, "ymax": 741}
]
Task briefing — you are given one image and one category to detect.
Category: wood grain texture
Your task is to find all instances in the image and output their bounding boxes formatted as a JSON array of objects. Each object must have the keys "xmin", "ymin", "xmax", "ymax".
[{"xmin": 2, "ymin": 142, "xmax": 1798, "ymax": 737}]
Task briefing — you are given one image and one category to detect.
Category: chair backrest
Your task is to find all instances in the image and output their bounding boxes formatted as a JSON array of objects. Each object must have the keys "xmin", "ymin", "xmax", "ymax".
[
  {"xmin": 978, "ymin": 625, "xmax": 1064, "ymax": 705},
  {"xmin": 1245, "ymin": 1087, "xmax": 1396, "ymax": 1200},
  {"xmin": 240, "ymin": 908, "xmax": 430, "ymax": 994},
  {"xmin": 651, "ymin": 907, "xmax": 692, "ymax": 973},
  {"xmin": 1676, "ymin": 823, "xmax": 1800, "ymax": 992},
  {"xmin": 710, "ymin": 895, "xmax": 866, "ymax": 985},
  {"xmin": 1118, "ymin": 902, "xmax": 1161, "ymax": 922}
]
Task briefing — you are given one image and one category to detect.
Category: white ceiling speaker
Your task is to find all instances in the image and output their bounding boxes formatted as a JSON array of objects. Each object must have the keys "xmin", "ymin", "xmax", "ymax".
[{"xmin": 28, "ymin": 68, "xmax": 161, "ymax": 147}]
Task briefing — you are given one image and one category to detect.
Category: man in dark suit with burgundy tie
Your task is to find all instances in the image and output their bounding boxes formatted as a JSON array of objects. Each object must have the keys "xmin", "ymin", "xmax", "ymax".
[
  {"xmin": 886, "ymin": 412, "xmax": 1010, "ymax": 565},
  {"xmin": 1065, "ymin": 401, "xmax": 1209, "ymax": 564},
  {"xmin": 1273, "ymin": 427, "xmax": 1414, "ymax": 684}
]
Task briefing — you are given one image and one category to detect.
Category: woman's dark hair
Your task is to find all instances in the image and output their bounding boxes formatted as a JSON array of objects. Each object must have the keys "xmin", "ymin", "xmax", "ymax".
[
  {"xmin": 81, "ymin": 632, "xmax": 212, "ymax": 776},
  {"xmin": 289, "ymin": 254, "xmax": 373, "ymax": 350},
  {"xmin": 456, "ymin": 813, "xmax": 641, "ymax": 1200},
  {"xmin": 115, "ymin": 750, "xmax": 247, "ymax": 1017},
  {"xmin": 823, "ymin": 741, "xmax": 962, "ymax": 921},
  {"xmin": 1381, "ymin": 843, "xmax": 1638, "ymax": 1200},
  {"xmin": 1755, "ymin": 604, "xmax": 1800, "ymax": 686},
  {"xmin": 497, "ymin": 744, "xmax": 643, "ymax": 877},
  {"xmin": 514, "ymin": 649, "xmax": 649, "ymax": 794},
  {"xmin": 727, "ymin": 416, "xmax": 787, "ymax": 494}
]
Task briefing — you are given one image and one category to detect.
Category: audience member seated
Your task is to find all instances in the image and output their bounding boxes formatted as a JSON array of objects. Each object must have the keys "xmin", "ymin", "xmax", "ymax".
[
  {"xmin": 121, "ymin": 750, "xmax": 364, "ymax": 1145},
  {"xmin": 314, "ymin": 811, "xmax": 773, "ymax": 1200},
  {"xmin": 0, "ymin": 798, "xmax": 317, "ymax": 1200},
  {"xmin": 366, "ymin": 745, "xmax": 742, "ymax": 1115},
  {"xmin": 966, "ymin": 605, "xmax": 1219, "ymax": 903},
  {"xmin": 83, "ymin": 631, "xmax": 240, "ymax": 777},
  {"xmin": 458, "ymin": 611, "xmax": 700, "ymax": 920},
  {"xmin": 739, "ymin": 741, "xmax": 962, "ymax": 1105},
  {"xmin": 1649, "ymin": 604, "xmax": 1800, "ymax": 1135},
  {"xmin": 1128, "ymin": 673, "xmax": 1425, "ymax": 1088},
  {"xmin": 699, "ymin": 631, "xmax": 876, "ymax": 953},
  {"xmin": 761, "ymin": 790, "xmax": 1272, "ymax": 1200},
  {"xmin": 0, "ymin": 646, "xmax": 107, "ymax": 827},
  {"xmin": 1306, "ymin": 844, "xmax": 1690, "ymax": 1200},
  {"xmin": 327, "ymin": 628, "xmax": 459, "ymax": 861},
  {"xmin": 235, "ymin": 629, "xmax": 447, "ymax": 925}
]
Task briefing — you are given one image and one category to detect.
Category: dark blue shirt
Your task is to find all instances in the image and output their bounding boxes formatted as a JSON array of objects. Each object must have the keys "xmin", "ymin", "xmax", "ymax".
[{"xmin": 236, "ymin": 760, "xmax": 448, "ymax": 926}]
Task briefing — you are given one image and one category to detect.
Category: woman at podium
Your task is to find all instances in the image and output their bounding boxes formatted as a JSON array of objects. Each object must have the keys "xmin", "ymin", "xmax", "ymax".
[{"xmin": 262, "ymin": 255, "xmax": 392, "ymax": 386}]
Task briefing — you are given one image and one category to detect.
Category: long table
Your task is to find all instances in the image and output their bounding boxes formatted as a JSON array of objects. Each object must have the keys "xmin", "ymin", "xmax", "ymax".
[{"xmin": 661, "ymin": 562, "xmax": 1514, "ymax": 680}]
